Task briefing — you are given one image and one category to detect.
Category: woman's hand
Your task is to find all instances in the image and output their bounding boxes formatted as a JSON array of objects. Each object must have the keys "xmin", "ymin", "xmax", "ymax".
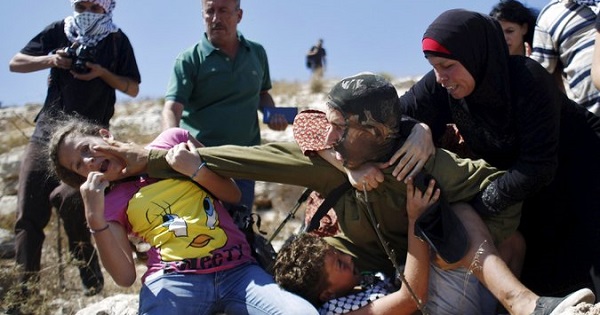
[
  {"xmin": 166, "ymin": 141, "xmax": 202, "ymax": 177},
  {"xmin": 386, "ymin": 123, "xmax": 435, "ymax": 183},
  {"xmin": 406, "ymin": 176, "xmax": 440, "ymax": 221}
]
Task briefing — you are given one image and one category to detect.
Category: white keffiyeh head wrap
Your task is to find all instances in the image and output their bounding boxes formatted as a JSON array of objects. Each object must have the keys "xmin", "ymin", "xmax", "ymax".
[{"xmin": 64, "ymin": 0, "xmax": 118, "ymax": 46}]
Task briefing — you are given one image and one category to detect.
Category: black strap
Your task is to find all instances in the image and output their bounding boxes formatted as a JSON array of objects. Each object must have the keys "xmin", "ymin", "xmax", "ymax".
[{"xmin": 304, "ymin": 181, "xmax": 352, "ymax": 233}]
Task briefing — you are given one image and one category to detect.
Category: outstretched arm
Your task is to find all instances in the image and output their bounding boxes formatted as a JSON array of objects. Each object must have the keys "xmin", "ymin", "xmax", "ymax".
[{"xmin": 94, "ymin": 141, "xmax": 347, "ymax": 197}]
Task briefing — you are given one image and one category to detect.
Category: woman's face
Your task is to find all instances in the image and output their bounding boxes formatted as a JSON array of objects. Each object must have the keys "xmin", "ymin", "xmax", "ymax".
[
  {"xmin": 58, "ymin": 133, "xmax": 125, "ymax": 182},
  {"xmin": 498, "ymin": 20, "xmax": 528, "ymax": 56},
  {"xmin": 427, "ymin": 55, "xmax": 475, "ymax": 99}
]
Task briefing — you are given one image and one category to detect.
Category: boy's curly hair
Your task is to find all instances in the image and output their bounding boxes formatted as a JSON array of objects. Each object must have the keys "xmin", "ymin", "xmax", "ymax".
[
  {"xmin": 273, "ymin": 233, "xmax": 332, "ymax": 306},
  {"xmin": 47, "ymin": 116, "xmax": 104, "ymax": 188}
]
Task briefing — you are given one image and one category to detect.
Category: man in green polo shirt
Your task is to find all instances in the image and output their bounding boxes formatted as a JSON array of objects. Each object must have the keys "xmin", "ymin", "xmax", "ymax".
[{"xmin": 161, "ymin": 0, "xmax": 287, "ymax": 212}]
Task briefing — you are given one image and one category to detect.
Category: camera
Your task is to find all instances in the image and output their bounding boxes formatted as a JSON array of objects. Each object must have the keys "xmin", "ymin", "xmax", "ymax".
[{"xmin": 64, "ymin": 44, "xmax": 96, "ymax": 74}]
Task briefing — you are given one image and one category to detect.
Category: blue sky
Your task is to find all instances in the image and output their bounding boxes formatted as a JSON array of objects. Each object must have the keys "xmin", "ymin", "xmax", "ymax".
[{"xmin": 1, "ymin": 0, "xmax": 549, "ymax": 107}]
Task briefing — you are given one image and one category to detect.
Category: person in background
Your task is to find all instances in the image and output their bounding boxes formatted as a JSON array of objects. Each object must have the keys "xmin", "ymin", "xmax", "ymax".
[
  {"xmin": 306, "ymin": 38, "xmax": 327, "ymax": 80},
  {"xmin": 591, "ymin": 9, "xmax": 600, "ymax": 92},
  {"xmin": 7, "ymin": 0, "xmax": 140, "ymax": 304},
  {"xmin": 530, "ymin": 0, "xmax": 600, "ymax": 116},
  {"xmin": 47, "ymin": 119, "xmax": 318, "ymax": 315},
  {"xmin": 161, "ymin": 0, "xmax": 287, "ymax": 216},
  {"xmin": 490, "ymin": 0, "xmax": 539, "ymax": 56}
]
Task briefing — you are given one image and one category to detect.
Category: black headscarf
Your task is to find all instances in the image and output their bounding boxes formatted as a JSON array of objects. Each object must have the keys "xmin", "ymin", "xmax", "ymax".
[{"xmin": 423, "ymin": 9, "xmax": 513, "ymax": 139}]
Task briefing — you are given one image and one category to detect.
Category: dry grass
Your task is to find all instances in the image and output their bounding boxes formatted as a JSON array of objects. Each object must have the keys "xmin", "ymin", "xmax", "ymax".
[{"xmin": 0, "ymin": 211, "xmax": 143, "ymax": 314}]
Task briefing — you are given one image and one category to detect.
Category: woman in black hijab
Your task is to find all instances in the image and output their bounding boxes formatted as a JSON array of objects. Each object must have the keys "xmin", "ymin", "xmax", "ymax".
[{"xmin": 395, "ymin": 9, "xmax": 600, "ymax": 297}]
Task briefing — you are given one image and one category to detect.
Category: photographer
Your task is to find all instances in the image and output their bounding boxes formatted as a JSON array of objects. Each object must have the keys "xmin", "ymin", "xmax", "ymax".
[{"xmin": 7, "ymin": 0, "xmax": 140, "ymax": 304}]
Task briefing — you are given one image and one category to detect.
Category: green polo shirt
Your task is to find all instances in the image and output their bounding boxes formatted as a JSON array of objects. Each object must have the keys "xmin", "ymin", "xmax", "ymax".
[{"xmin": 165, "ymin": 32, "xmax": 272, "ymax": 146}]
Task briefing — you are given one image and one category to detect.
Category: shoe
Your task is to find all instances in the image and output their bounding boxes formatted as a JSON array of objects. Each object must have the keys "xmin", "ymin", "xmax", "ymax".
[
  {"xmin": 80, "ymin": 267, "xmax": 104, "ymax": 296},
  {"xmin": 79, "ymin": 259, "xmax": 104, "ymax": 296},
  {"xmin": 83, "ymin": 282, "xmax": 104, "ymax": 297},
  {"xmin": 531, "ymin": 288, "xmax": 595, "ymax": 315},
  {"xmin": 75, "ymin": 245, "xmax": 105, "ymax": 296}
]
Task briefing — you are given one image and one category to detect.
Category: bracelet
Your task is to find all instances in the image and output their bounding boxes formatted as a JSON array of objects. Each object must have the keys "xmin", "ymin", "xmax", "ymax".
[
  {"xmin": 89, "ymin": 224, "xmax": 110, "ymax": 234},
  {"xmin": 191, "ymin": 161, "xmax": 207, "ymax": 179}
]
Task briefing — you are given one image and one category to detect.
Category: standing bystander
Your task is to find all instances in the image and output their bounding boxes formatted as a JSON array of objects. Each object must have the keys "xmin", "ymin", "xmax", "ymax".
[
  {"xmin": 306, "ymin": 38, "xmax": 327, "ymax": 80},
  {"xmin": 161, "ymin": 0, "xmax": 287, "ymax": 215},
  {"xmin": 8, "ymin": 0, "xmax": 141, "ymax": 304},
  {"xmin": 490, "ymin": 0, "xmax": 539, "ymax": 56},
  {"xmin": 530, "ymin": 0, "xmax": 600, "ymax": 116}
]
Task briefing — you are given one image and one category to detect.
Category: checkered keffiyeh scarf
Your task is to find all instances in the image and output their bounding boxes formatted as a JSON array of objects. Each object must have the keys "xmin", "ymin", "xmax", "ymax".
[
  {"xmin": 318, "ymin": 274, "xmax": 394, "ymax": 315},
  {"xmin": 64, "ymin": 0, "xmax": 118, "ymax": 46}
]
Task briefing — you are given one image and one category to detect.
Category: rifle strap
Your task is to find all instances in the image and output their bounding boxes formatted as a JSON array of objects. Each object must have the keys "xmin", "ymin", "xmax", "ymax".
[{"xmin": 304, "ymin": 181, "xmax": 352, "ymax": 233}]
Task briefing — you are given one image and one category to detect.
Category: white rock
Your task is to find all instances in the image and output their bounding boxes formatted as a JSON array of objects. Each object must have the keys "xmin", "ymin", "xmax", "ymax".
[{"xmin": 75, "ymin": 294, "xmax": 139, "ymax": 315}]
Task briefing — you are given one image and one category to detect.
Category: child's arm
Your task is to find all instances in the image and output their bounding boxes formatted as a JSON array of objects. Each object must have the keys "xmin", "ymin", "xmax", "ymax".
[
  {"xmin": 345, "ymin": 177, "xmax": 438, "ymax": 315},
  {"xmin": 80, "ymin": 172, "xmax": 137, "ymax": 287},
  {"xmin": 166, "ymin": 140, "xmax": 242, "ymax": 204}
]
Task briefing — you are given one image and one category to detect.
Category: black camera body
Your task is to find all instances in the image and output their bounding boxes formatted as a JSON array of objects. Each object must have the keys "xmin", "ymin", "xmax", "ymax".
[{"xmin": 64, "ymin": 44, "xmax": 96, "ymax": 74}]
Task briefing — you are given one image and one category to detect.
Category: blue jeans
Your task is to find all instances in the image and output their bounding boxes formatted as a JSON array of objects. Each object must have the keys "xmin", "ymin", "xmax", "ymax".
[
  {"xmin": 139, "ymin": 263, "xmax": 317, "ymax": 315},
  {"xmin": 425, "ymin": 265, "xmax": 497, "ymax": 315}
]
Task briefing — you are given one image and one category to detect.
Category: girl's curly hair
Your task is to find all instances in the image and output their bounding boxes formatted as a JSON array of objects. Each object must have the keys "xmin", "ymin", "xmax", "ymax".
[{"xmin": 47, "ymin": 114, "xmax": 104, "ymax": 188}]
